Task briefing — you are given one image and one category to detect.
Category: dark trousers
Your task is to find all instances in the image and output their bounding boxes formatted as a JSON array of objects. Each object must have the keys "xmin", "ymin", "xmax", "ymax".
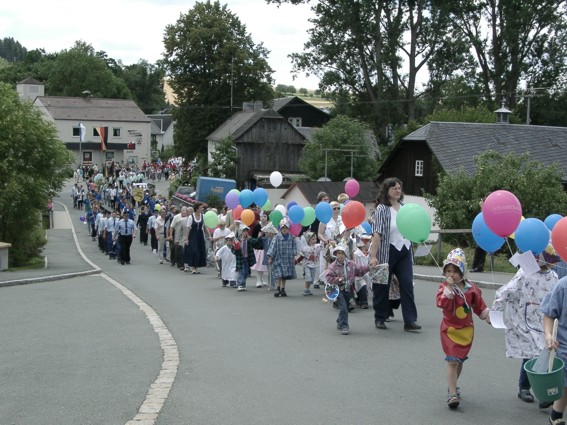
[
  {"xmin": 373, "ymin": 245, "xmax": 417, "ymax": 323},
  {"xmin": 118, "ymin": 235, "xmax": 133, "ymax": 263},
  {"xmin": 150, "ymin": 228, "xmax": 158, "ymax": 251},
  {"xmin": 169, "ymin": 240, "xmax": 177, "ymax": 266},
  {"xmin": 140, "ymin": 226, "xmax": 148, "ymax": 245},
  {"xmin": 356, "ymin": 285, "xmax": 368, "ymax": 306},
  {"xmin": 472, "ymin": 247, "xmax": 486, "ymax": 271},
  {"xmin": 519, "ymin": 359, "xmax": 531, "ymax": 390}
]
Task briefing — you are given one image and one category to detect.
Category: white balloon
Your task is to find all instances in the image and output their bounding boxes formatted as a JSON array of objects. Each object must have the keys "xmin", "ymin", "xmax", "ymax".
[
  {"xmin": 270, "ymin": 171, "xmax": 283, "ymax": 188},
  {"xmin": 275, "ymin": 204, "xmax": 287, "ymax": 215}
]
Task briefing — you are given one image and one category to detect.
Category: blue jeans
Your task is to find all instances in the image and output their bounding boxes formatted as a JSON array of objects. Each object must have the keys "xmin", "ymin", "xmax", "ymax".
[
  {"xmin": 237, "ymin": 258, "xmax": 251, "ymax": 288},
  {"xmin": 336, "ymin": 290, "xmax": 350, "ymax": 329},
  {"xmin": 373, "ymin": 245, "xmax": 417, "ymax": 323}
]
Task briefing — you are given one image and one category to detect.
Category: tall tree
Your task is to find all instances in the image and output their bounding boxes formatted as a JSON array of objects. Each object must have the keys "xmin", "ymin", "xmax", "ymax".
[
  {"xmin": 121, "ymin": 60, "xmax": 167, "ymax": 114},
  {"xmin": 162, "ymin": 1, "xmax": 274, "ymax": 159},
  {"xmin": 0, "ymin": 83, "xmax": 73, "ymax": 266},
  {"xmin": 0, "ymin": 37, "xmax": 27, "ymax": 62}
]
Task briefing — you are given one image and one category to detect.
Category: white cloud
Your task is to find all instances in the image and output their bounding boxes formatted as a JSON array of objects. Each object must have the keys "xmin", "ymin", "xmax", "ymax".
[{"xmin": 0, "ymin": 0, "xmax": 319, "ymax": 88}]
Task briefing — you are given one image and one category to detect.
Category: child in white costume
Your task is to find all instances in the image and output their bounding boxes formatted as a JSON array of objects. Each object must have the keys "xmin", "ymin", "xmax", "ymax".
[
  {"xmin": 353, "ymin": 234, "xmax": 373, "ymax": 309},
  {"xmin": 300, "ymin": 231, "xmax": 323, "ymax": 296},
  {"xmin": 215, "ymin": 232, "xmax": 237, "ymax": 288}
]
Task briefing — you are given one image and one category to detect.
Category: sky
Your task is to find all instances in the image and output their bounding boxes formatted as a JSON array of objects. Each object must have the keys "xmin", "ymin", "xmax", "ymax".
[{"xmin": 0, "ymin": 0, "xmax": 320, "ymax": 89}]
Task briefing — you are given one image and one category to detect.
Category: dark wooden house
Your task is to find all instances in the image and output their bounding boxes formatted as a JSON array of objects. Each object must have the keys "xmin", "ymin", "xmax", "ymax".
[
  {"xmin": 379, "ymin": 120, "xmax": 567, "ymax": 196},
  {"xmin": 272, "ymin": 96, "xmax": 330, "ymax": 128},
  {"xmin": 207, "ymin": 106, "xmax": 307, "ymax": 187}
]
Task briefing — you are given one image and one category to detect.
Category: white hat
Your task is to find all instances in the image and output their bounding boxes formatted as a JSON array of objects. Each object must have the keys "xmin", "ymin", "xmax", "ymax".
[
  {"xmin": 331, "ymin": 244, "xmax": 349, "ymax": 257},
  {"xmin": 261, "ymin": 222, "xmax": 278, "ymax": 234},
  {"xmin": 239, "ymin": 223, "xmax": 250, "ymax": 231},
  {"xmin": 226, "ymin": 232, "xmax": 236, "ymax": 239}
]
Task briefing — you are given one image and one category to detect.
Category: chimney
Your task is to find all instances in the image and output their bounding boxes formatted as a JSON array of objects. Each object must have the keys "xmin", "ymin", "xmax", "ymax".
[{"xmin": 494, "ymin": 99, "xmax": 511, "ymax": 124}]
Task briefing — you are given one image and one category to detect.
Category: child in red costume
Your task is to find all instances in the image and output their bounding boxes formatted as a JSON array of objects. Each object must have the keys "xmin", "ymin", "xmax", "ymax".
[{"xmin": 436, "ymin": 248, "xmax": 490, "ymax": 409}]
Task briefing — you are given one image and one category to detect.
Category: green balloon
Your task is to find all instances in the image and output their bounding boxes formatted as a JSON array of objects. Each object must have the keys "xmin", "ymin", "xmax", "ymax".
[
  {"xmin": 301, "ymin": 206, "xmax": 316, "ymax": 226},
  {"xmin": 261, "ymin": 199, "xmax": 271, "ymax": 211},
  {"xmin": 396, "ymin": 203, "xmax": 431, "ymax": 243},
  {"xmin": 270, "ymin": 210, "xmax": 283, "ymax": 226},
  {"xmin": 204, "ymin": 210, "xmax": 218, "ymax": 229}
]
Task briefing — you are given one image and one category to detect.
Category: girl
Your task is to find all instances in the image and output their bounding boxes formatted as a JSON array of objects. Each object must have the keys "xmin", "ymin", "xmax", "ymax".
[
  {"xmin": 268, "ymin": 218, "xmax": 297, "ymax": 297},
  {"xmin": 436, "ymin": 248, "xmax": 490, "ymax": 409},
  {"xmin": 353, "ymin": 234, "xmax": 372, "ymax": 308},
  {"xmin": 251, "ymin": 214, "xmax": 269, "ymax": 287},
  {"xmin": 300, "ymin": 231, "xmax": 323, "ymax": 296},
  {"xmin": 217, "ymin": 232, "xmax": 237, "ymax": 288}
]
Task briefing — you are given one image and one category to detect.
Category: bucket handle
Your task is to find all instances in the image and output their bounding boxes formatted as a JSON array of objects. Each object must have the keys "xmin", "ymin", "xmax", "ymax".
[{"xmin": 549, "ymin": 319, "xmax": 558, "ymax": 373}]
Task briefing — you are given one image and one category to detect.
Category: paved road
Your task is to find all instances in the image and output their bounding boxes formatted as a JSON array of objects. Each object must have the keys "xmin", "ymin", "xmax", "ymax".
[{"xmin": 0, "ymin": 180, "xmax": 552, "ymax": 425}]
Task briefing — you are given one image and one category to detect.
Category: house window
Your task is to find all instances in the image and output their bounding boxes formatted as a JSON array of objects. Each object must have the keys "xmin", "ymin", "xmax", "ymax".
[
  {"xmin": 105, "ymin": 152, "xmax": 114, "ymax": 161},
  {"xmin": 72, "ymin": 126, "xmax": 80, "ymax": 137},
  {"xmin": 128, "ymin": 156, "xmax": 138, "ymax": 164},
  {"xmin": 82, "ymin": 151, "xmax": 92, "ymax": 163},
  {"xmin": 288, "ymin": 117, "xmax": 302, "ymax": 127},
  {"xmin": 415, "ymin": 160, "xmax": 424, "ymax": 177},
  {"xmin": 92, "ymin": 128, "xmax": 99, "ymax": 137},
  {"xmin": 113, "ymin": 128, "xmax": 121, "ymax": 137}
]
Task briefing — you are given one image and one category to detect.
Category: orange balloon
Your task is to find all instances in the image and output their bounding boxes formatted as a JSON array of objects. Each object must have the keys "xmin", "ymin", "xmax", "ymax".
[
  {"xmin": 232, "ymin": 205, "xmax": 243, "ymax": 220},
  {"xmin": 241, "ymin": 208, "xmax": 255, "ymax": 226},
  {"xmin": 552, "ymin": 217, "xmax": 567, "ymax": 261}
]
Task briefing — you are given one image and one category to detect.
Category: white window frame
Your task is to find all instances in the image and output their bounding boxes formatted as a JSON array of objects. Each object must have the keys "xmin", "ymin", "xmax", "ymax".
[
  {"xmin": 415, "ymin": 160, "xmax": 424, "ymax": 177},
  {"xmin": 113, "ymin": 128, "xmax": 121, "ymax": 137},
  {"xmin": 288, "ymin": 117, "xmax": 302, "ymax": 127}
]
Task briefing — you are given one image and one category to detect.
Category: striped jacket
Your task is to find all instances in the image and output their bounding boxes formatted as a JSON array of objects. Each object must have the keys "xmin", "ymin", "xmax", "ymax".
[{"xmin": 230, "ymin": 237, "xmax": 263, "ymax": 271}]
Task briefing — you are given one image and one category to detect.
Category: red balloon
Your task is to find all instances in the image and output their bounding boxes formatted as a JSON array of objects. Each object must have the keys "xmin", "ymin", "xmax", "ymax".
[
  {"xmin": 552, "ymin": 217, "xmax": 567, "ymax": 261},
  {"xmin": 341, "ymin": 201, "xmax": 366, "ymax": 229},
  {"xmin": 232, "ymin": 205, "xmax": 243, "ymax": 220}
]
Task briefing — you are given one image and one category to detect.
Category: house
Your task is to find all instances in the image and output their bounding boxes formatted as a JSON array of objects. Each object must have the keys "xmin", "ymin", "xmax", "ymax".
[
  {"xmin": 378, "ymin": 112, "xmax": 567, "ymax": 196},
  {"xmin": 33, "ymin": 93, "xmax": 151, "ymax": 168},
  {"xmin": 148, "ymin": 113, "xmax": 174, "ymax": 153},
  {"xmin": 16, "ymin": 77, "xmax": 44, "ymax": 101},
  {"xmin": 272, "ymin": 96, "xmax": 330, "ymax": 128},
  {"xmin": 207, "ymin": 102, "xmax": 307, "ymax": 187}
]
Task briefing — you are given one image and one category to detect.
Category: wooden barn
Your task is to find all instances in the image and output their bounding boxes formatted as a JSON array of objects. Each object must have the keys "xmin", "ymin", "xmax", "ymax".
[
  {"xmin": 272, "ymin": 96, "xmax": 330, "ymax": 128},
  {"xmin": 207, "ymin": 104, "xmax": 307, "ymax": 187}
]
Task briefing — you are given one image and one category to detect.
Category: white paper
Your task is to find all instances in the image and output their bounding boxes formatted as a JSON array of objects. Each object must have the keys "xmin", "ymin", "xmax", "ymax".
[
  {"xmin": 509, "ymin": 252, "xmax": 521, "ymax": 268},
  {"xmin": 490, "ymin": 310, "xmax": 507, "ymax": 329},
  {"xmin": 414, "ymin": 244, "xmax": 431, "ymax": 257},
  {"xmin": 511, "ymin": 251, "xmax": 540, "ymax": 276}
]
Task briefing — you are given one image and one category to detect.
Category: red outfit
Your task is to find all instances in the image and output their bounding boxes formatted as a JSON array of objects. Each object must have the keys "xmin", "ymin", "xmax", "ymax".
[{"xmin": 436, "ymin": 280, "xmax": 488, "ymax": 359}]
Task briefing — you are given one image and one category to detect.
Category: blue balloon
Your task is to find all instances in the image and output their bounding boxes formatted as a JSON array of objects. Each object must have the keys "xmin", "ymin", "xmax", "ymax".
[
  {"xmin": 361, "ymin": 221, "xmax": 372, "ymax": 234},
  {"xmin": 239, "ymin": 189, "xmax": 254, "ymax": 208},
  {"xmin": 544, "ymin": 214, "xmax": 563, "ymax": 231},
  {"xmin": 472, "ymin": 213, "xmax": 505, "ymax": 253},
  {"xmin": 315, "ymin": 202, "xmax": 333, "ymax": 224},
  {"xmin": 287, "ymin": 201, "xmax": 298, "ymax": 211},
  {"xmin": 515, "ymin": 218, "xmax": 550, "ymax": 255},
  {"xmin": 253, "ymin": 187, "xmax": 268, "ymax": 208},
  {"xmin": 288, "ymin": 205, "xmax": 305, "ymax": 224}
]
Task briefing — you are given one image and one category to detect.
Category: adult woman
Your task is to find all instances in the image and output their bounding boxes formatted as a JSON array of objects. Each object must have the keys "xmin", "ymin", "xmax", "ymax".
[
  {"xmin": 185, "ymin": 202, "xmax": 209, "ymax": 274},
  {"xmin": 369, "ymin": 177, "xmax": 421, "ymax": 332},
  {"xmin": 318, "ymin": 201, "xmax": 342, "ymax": 285}
]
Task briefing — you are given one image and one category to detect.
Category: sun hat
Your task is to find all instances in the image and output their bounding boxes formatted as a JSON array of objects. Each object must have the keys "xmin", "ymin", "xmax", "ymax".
[
  {"xmin": 303, "ymin": 231, "xmax": 315, "ymax": 242},
  {"xmin": 279, "ymin": 217, "xmax": 291, "ymax": 229},
  {"xmin": 331, "ymin": 244, "xmax": 349, "ymax": 257},
  {"xmin": 443, "ymin": 248, "xmax": 466, "ymax": 276},
  {"xmin": 261, "ymin": 222, "xmax": 278, "ymax": 234},
  {"xmin": 226, "ymin": 232, "xmax": 236, "ymax": 239}
]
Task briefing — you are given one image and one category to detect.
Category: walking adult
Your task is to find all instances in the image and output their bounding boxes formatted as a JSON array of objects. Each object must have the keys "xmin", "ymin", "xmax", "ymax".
[
  {"xmin": 155, "ymin": 209, "xmax": 168, "ymax": 264},
  {"xmin": 369, "ymin": 177, "xmax": 421, "ymax": 332},
  {"xmin": 185, "ymin": 202, "xmax": 208, "ymax": 274},
  {"xmin": 115, "ymin": 210, "xmax": 136, "ymax": 265},
  {"xmin": 170, "ymin": 206, "xmax": 189, "ymax": 270},
  {"xmin": 137, "ymin": 205, "xmax": 151, "ymax": 246}
]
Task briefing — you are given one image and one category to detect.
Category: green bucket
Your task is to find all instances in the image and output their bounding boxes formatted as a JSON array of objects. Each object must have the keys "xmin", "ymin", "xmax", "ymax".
[{"xmin": 524, "ymin": 357, "xmax": 565, "ymax": 402}]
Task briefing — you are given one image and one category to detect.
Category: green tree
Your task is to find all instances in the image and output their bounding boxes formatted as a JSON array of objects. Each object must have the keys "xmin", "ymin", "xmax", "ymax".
[
  {"xmin": 162, "ymin": 1, "xmax": 274, "ymax": 159},
  {"xmin": 121, "ymin": 60, "xmax": 167, "ymax": 114},
  {"xmin": 0, "ymin": 83, "xmax": 74, "ymax": 266},
  {"xmin": 208, "ymin": 136, "xmax": 238, "ymax": 179},
  {"xmin": 424, "ymin": 150, "xmax": 567, "ymax": 243},
  {"xmin": 298, "ymin": 115, "xmax": 378, "ymax": 181},
  {"xmin": 0, "ymin": 37, "xmax": 27, "ymax": 62}
]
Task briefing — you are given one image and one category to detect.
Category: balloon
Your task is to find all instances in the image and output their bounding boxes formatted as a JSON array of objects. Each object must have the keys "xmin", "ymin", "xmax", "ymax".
[
  {"xmin": 229, "ymin": 188, "xmax": 240, "ymax": 194},
  {"xmin": 204, "ymin": 211, "xmax": 218, "ymax": 229},
  {"xmin": 225, "ymin": 191, "xmax": 240, "ymax": 210},
  {"xmin": 472, "ymin": 213, "xmax": 505, "ymax": 253},
  {"xmin": 508, "ymin": 216, "xmax": 525, "ymax": 240},
  {"xmin": 270, "ymin": 171, "xmax": 283, "ymax": 188},
  {"xmin": 239, "ymin": 189, "xmax": 254, "ymax": 208},
  {"xmin": 545, "ymin": 214, "xmax": 563, "ymax": 231},
  {"xmin": 253, "ymin": 188, "xmax": 268, "ymax": 208},
  {"xmin": 261, "ymin": 199, "xmax": 271, "ymax": 211},
  {"xmin": 240, "ymin": 208, "xmax": 255, "ymax": 227},
  {"xmin": 80, "ymin": 216, "xmax": 85, "ymax": 222},
  {"xmin": 552, "ymin": 217, "xmax": 567, "ymax": 261},
  {"xmin": 341, "ymin": 201, "xmax": 366, "ymax": 229},
  {"xmin": 269, "ymin": 210, "xmax": 283, "ymax": 226},
  {"xmin": 289, "ymin": 222, "xmax": 302, "ymax": 236},
  {"xmin": 288, "ymin": 205, "xmax": 305, "ymax": 224},
  {"xmin": 315, "ymin": 201, "xmax": 333, "ymax": 224},
  {"xmin": 482, "ymin": 190, "xmax": 522, "ymax": 237},
  {"xmin": 396, "ymin": 203, "xmax": 432, "ymax": 243},
  {"xmin": 287, "ymin": 201, "xmax": 298, "ymax": 211},
  {"xmin": 344, "ymin": 179, "xmax": 360, "ymax": 198},
  {"xmin": 514, "ymin": 218, "xmax": 550, "ymax": 255},
  {"xmin": 232, "ymin": 205, "xmax": 243, "ymax": 220},
  {"xmin": 275, "ymin": 204, "xmax": 287, "ymax": 216},
  {"xmin": 301, "ymin": 207, "xmax": 316, "ymax": 227},
  {"xmin": 361, "ymin": 221, "xmax": 372, "ymax": 235}
]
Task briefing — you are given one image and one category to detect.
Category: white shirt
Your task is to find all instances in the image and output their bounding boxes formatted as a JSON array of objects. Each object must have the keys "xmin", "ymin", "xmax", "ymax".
[{"xmin": 389, "ymin": 207, "xmax": 411, "ymax": 251}]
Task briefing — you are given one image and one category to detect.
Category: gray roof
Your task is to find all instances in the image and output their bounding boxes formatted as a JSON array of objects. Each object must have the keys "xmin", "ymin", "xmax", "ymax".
[
  {"xmin": 207, "ymin": 109, "xmax": 292, "ymax": 142},
  {"xmin": 272, "ymin": 96, "xmax": 295, "ymax": 112},
  {"xmin": 403, "ymin": 121, "xmax": 567, "ymax": 179},
  {"xmin": 148, "ymin": 114, "xmax": 174, "ymax": 134},
  {"xmin": 18, "ymin": 77, "xmax": 43, "ymax": 85},
  {"xmin": 35, "ymin": 96, "xmax": 150, "ymax": 122}
]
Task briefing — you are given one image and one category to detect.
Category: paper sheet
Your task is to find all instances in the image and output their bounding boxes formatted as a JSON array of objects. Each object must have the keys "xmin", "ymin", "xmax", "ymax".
[
  {"xmin": 489, "ymin": 310, "xmax": 507, "ymax": 329},
  {"xmin": 509, "ymin": 251, "xmax": 540, "ymax": 276}
]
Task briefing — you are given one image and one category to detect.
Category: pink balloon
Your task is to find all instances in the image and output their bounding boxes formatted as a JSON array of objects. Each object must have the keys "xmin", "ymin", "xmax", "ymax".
[
  {"xmin": 482, "ymin": 190, "xmax": 522, "ymax": 237},
  {"xmin": 289, "ymin": 222, "xmax": 302, "ymax": 236},
  {"xmin": 344, "ymin": 179, "xmax": 360, "ymax": 198}
]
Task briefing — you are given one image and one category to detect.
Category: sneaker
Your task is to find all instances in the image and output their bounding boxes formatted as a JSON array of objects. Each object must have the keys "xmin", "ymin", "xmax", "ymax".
[
  {"xmin": 262, "ymin": 281, "xmax": 268, "ymax": 287},
  {"xmin": 303, "ymin": 289, "xmax": 313, "ymax": 296},
  {"xmin": 549, "ymin": 417, "xmax": 567, "ymax": 425},
  {"xmin": 184, "ymin": 266, "xmax": 189, "ymax": 272},
  {"xmin": 375, "ymin": 321, "xmax": 387, "ymax": 330},
  {"xmin": 361, "ymin": 304, "xmax": 369, "ymax": 309},
  {"xmin": 280, "ymin": 289, "xmax": 287, "ymax": 297},
  {"xmin": 256, "ymin": 282, "xmax": 262, "ymax": 288},
  {"xmin": 404, "ymin": 322, "xmax": 422, "ymax": 332},
  {"xmin": 517, "ymin": 389, "xmax": 534, "ymax": 403},
  {"xmin": 447, "ymin": 393, "xmax": 460, "ymax": 409},
  {"xmin": 341, "ymin": 327, "xmax": 350, "ymax": 335},
  {"xmin": 153, "ymin": 249, "xmax": 157, "ymax": 254},
  {"xmin": 237, "ymin": 286, "xmax": 246, "ymax": 292},
  {"xmin": 274, "ymin": 289, "xmax": 281, "ymax": 297},
  {"xmin": 159, "ymin": 260, "xmax": 163, "ymax": 264}
]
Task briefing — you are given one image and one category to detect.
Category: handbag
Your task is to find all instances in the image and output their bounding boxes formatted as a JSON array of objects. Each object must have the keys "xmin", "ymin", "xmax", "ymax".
[{"xmin": 369, "ymin": 263, "xmax": 390, "ymax": 285}]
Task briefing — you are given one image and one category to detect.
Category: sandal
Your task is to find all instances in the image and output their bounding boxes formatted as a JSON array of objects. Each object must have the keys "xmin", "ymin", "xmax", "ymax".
[{"xmin": 447, "ymin": 393, "xmax": 460, "ymax": 409}]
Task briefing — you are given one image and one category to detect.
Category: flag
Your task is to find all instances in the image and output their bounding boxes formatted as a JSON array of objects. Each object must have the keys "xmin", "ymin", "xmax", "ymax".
[
  {"xmin": 79, "ymin": 122, "xmax": 86, "ymax": 143},
  {"xmin": 96, "ymin": 127, "xmax": 108, "ymax": 152}
]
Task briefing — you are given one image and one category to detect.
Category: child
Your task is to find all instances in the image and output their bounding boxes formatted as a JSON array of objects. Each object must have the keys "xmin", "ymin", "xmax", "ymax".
[
  {"xmin": 300, "ymin": 231, "xmax": 323, "ymax": 296},
  {"xmin": 491, "ymin": 249, "xmax": 559, "ymax": 407},
  {"xmin": 230, "ymin": 224, "xmax": 263, "ymax": 292},
  {"xmin": 326, "ymin": 244, "xmax": 369, "ymax": 335},
  {"xmin": 217, "ymin": 232, "xmax": 237, "ymax": 288},
  {"xmin": 352, "ymin": 234, "xmax": 372, "ymax": 308},
  {"xmin": 251, "ymin": 214, "xmax": 269, "ymax": 287},
  {"xmin": 541, "ymin": 272, "xmax": 567, "ymax": 425},
  {"xmin": 267, "ymin": 218, "xmax": 298, "ymax": 297},
  {"xmin": 436, "ymin": 248, "xmax": 490, "ymax": 409},
  {"xmin": 260, "ymin": 222, "xmax": 279, "ymax": 291}
]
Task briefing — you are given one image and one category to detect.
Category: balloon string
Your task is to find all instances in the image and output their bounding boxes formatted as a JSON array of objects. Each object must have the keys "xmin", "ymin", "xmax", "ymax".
[{"xmin": 423, "ymin": 243, "xmax": 444, "ymax": 275}]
